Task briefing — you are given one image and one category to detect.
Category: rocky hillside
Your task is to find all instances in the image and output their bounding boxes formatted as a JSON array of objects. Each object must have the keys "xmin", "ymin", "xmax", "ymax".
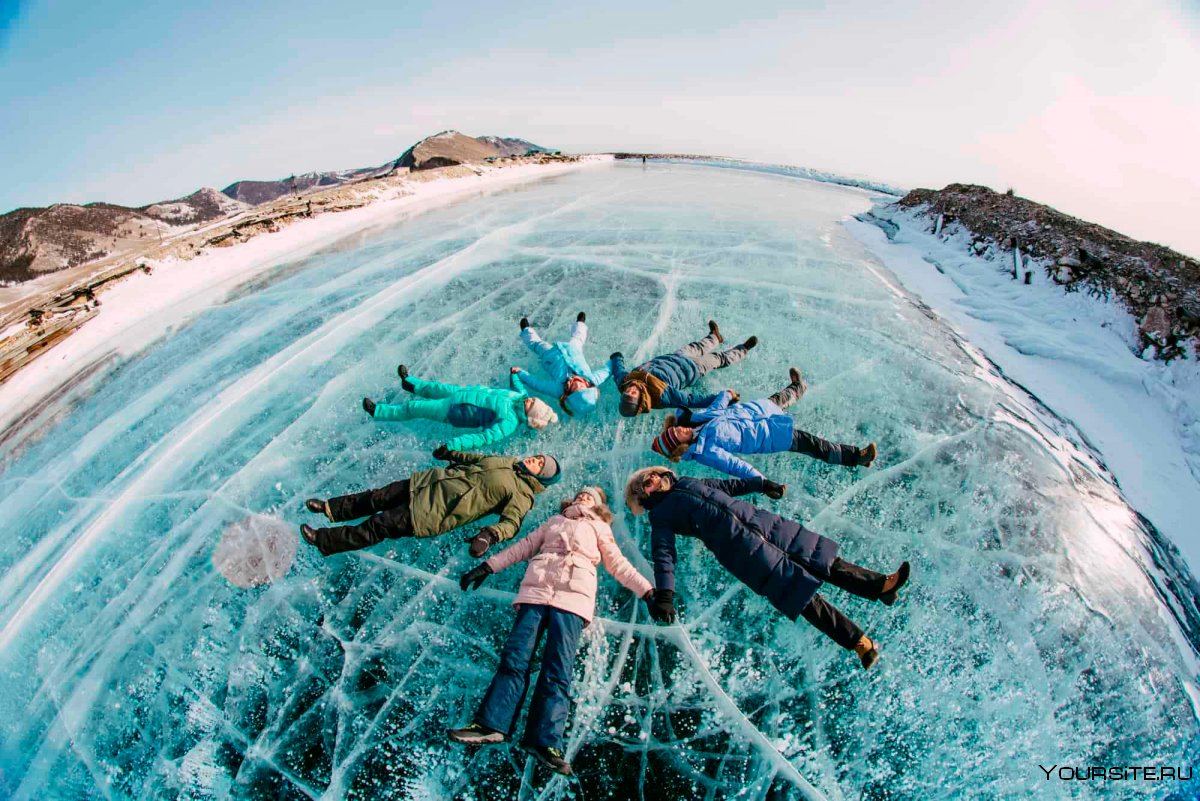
[
  {"xmin": 895, "ymin": 184, "xmax": 1200, "ymax": 359},
  {"xmin": 390, "ymin": 131, "xmax": 502, "ymax": 172},
  {"xmin": 142, "ymin": 187, "xmax": 250, "ymax": 225},
  {"xmin": 222, "ymin": 169, "xmax": 377, "ymax": 206},
  {"xmin": 477, "ymin": 136, "xmax": 549, "ymax": 157}
]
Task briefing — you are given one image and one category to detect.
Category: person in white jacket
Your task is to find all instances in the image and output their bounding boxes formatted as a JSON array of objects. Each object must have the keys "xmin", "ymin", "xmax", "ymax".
[{"xmin": 448, "ymin": 486, "xmax": 652, "ymax": 775}]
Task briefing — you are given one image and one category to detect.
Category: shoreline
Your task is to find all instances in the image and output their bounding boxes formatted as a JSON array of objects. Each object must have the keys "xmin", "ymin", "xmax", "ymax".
[{"xmin": 0, "ymin": 156, "xmax": 612, "ymax": 434}]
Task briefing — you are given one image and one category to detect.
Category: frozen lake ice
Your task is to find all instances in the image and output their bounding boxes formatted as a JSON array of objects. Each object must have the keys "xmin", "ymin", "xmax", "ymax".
[{"xmin": 0, "ymin": 163, "xmax": 1196, "ymax": 799}]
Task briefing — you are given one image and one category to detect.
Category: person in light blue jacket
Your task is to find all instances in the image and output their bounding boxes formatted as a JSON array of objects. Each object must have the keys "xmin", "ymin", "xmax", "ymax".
[
  {"xmin": 511, "ymin": 312, "xmax": 611, "ymax": 417},
  {"xmin": 650, "ymin": 368, "xmax": 878, "ymax": 480}
]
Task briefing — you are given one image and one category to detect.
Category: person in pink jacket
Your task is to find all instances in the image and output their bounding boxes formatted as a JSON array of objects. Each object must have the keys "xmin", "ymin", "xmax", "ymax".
[{"xmin": 447, "ymin": 486, "xmax": 652, "ymax": 775}]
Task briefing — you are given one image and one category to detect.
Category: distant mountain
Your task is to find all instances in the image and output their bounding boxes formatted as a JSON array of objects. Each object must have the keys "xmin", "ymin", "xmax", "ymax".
[
  {"xmin": 142, "ymin": 187, "xmax": 250, "ymax": 225},
  {"xmin": 390, "ymin": 131, "xmax": 502, "ymax": 172},
  {"xmin": 221, "ymin": 169, "xmax": 376, "ymax": 206},
  {"xmin": 477, "ymin": 136, "xmax": 550, "ymax": 157}
]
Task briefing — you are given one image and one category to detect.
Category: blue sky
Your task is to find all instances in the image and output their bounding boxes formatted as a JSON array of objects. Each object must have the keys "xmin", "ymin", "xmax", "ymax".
[{"xmin": 2, "ymin": 0, "xmax": 1198, "ymax": 255}]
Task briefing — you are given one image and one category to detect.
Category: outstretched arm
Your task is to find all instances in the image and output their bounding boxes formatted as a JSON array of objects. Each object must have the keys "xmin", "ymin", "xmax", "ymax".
[
  {"xmin": 609, "ymin": 353, "xmax": 629, "ymax": 384},
  {"xmin": 650, "ymin": 520, "xmax": 679, "ymax": 592},
  {"xmin": 511, "ymin": 368, "xmax": 560, "ymax": 398},
  {"xmin": 485, "ymin": 524, "xmax": 547, "ymax": 573},
  {"xmin": 662, "ymin": 386, "xmax": 720, "ymax": 409},
  {"xmin": 491, "ymin": 491, "xmax": 535, "ymax": 542},
  {"xmin": 701, "ymin": 475, "xmax": 765, "ymax": 497},
  {"xmin": 598, "ymin": 529, "xmax": 654, "ymax": 598},
  {"xmin": 690, "ymin": 443, "xmax": 762, "ymax": 480}
]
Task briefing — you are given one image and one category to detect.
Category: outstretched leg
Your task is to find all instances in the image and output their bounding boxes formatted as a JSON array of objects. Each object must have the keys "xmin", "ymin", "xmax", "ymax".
[
  {"xmin": 790, "ymin": 428, "xmax": 870, "ymax": 466},
  {"xmin": 476, "ymin": 605, "xmax": 550, "ymax": 737},
  {"xmin": 800, "ymin": 593, "xmax": 863, "ymax": 650},
  {"xmin": 520, "ymin": 326, "xmax": 554, "ymax": 358},
  {"xmin": 406, "ymin": 376, "xmax": 461, "ymax": 399},
  {"xmin": 523, "ymin": 608, "xmax": 585, "ymax": 749},
  {"xmin": 673, "ymin": 321, "xmax": 724, "ymax": 359},
  {"xmin": 371, "ymin": 398, "xmax": 448, "ymax": 423},
  {"xmin": 768, "ymin": 367, "xmax": 808, "ymax": 410},
  {"xmin": 568, "ymin": 319, "xmax": 588, "ymax": 347},
  {"xmin": 307, "ymin": 504, "xmax": 414, "ymax": 555},
  {"xmin": 325, "ymin": 479, "xmax": 411, "ymax": 521}
]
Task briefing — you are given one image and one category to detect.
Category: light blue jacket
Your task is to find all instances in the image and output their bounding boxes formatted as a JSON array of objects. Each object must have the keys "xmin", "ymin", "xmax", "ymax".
[
  {"xmin": 681, "ymin": 392, "xmax": 795, "ymax": 479},
  {"xmin": 514, "ymin": 321, "xmax": 611, "ymax": 415}
]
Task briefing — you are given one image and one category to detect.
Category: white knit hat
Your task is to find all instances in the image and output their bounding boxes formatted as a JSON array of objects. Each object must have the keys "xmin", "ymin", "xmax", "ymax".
[
  {"xmin": 578, "ymin": 486, "xmax": 606, "ymax": 507},
  {"xmin": 525, "ymin": 397, "xmax": 559, "ymax": 430}
]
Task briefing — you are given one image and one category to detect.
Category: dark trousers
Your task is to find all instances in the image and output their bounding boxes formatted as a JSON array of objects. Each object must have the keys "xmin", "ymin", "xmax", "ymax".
[
  {"xmin": 675, "ymin": 331, "xmax": 752, "ymax": 377},
  {"xmin": 475, "ymin": 604, "xmax": 585, "ymax": 750},
  {"xmin": 312, "ymin": 479, "xmax": 414, "ymax": 556},
  {"xmin": 799, "ymin": 557, "xmax": 886, "ymax": 649},
  {"xmin": 790, "ymin": 428, "xmax": 861, "ymax": 466}
]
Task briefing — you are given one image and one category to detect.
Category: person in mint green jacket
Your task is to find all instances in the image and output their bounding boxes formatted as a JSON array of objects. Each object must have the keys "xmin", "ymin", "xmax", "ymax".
[
  {"xmin": 511, "ymin": 312, "xmax": 611, "ymax": 417},
  {"xmin": 363, "ymin": 366, "xmax": 559, "ymax": 452}
]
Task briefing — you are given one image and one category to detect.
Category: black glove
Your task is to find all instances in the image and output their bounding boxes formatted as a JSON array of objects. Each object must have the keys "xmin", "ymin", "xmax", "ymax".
[
  {"xmin": 610, "ymin": 351, "xmax": 623, "ymax": 362},
  {"xmin": 762, "ymin": 479, "xmax": 787, "ymax": 499},
  {"xmin": 432, "ymin": 445, "xmax": 451, "ymax": 461},
  {"xmin": 467, "ymin": 527, "xmax": 499, "ymax": 558},
  {"xmin": 647, "ymin": 589, "xmax": 677, "ymax": 623},
  {"xmin": 460, "ymin": 563, "xmax": 493, "ymax": 591}
]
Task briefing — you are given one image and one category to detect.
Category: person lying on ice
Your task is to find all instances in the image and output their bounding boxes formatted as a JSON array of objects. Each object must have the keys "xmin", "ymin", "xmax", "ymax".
[
  {"xmin": 609, "ymin": 320, "xmax": 757, "ymax": 417},
  {"xmin": 448, "ymin": 486, "xmax": 652, "ymax": 775},
  {"xmin": 624, "ymin": 466, "xmax": 909, "ymax": 670},
  {"xmin": 299, "ymin": 450, "xmax": 563, "ymax": 558},
  {"xmin": 362, "ymin": 366, "xmax": 558, "ymax": 451},
  {"xmin": 650, "ymin": 368, "xmax": 878, "ymax": 477},
  {"xmin": 511, "ymin": 312, "xmax": 610, "ymax": 417}
]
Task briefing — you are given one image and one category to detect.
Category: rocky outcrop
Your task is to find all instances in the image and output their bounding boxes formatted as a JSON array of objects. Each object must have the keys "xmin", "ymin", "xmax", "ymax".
[
  {"xmin": 221, "ymin": 170, "xmax": 374, "ymax": 206},
  {"xmin": 390, "ymin": 131, "xmax": 502, "ymax": 172},
  {"xmin": 895, "ymin": 184, "xmax": 1200, "ymax": 359},
  {"xmin": 477, "ymin": 136, "xmax": 549, "ymax": 157}
]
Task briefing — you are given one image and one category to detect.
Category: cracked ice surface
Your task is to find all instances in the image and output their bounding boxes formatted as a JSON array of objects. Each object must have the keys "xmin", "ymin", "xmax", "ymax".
[{"xmin": 0, "ymin": 163, "xmax": 1197, "ymax": 800}]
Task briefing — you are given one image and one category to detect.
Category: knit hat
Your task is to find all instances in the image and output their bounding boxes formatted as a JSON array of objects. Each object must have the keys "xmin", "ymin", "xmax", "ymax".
[
  {"xmin": 536, "ymin": 455, "xmax": 561, "ymax": 485},
  {"xmin": 563, "ymin": 387, "xmax": 600, "ymax": 416},
  {"xmin": 578, "ymin": 485, "xmax": 605, "ymax": 506},
  {"xmin": 651, "ymin": 426, "xmax": 686, "ymax": 458},
  {"xmin": 525, "ymin": 397, "xmax": 559, "ymax": 430}
]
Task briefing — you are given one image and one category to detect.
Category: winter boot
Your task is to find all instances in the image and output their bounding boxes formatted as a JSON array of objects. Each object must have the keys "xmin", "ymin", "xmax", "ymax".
[
  {"xmin": 879, "ymin": 561, "xmax": 911, "ymax": 606},
  {"xmin": 708, "ymin": 319, "xmax": 724, "ymax": 343},
  {"xmin": 789, "ymin": 367, "xmax": 803, "ymax": 385},
  {"xmin": 523, "ymin": 743, "xmax": 573, "ymax": 775},
  {"xmin": 854, "ymin": 635, "xmax": 879, "ymax": 670},
  {"xmin": 300, "ymin": 524, "xmax": 320, "ymax": 548},
  {"xmin": 305, "ymin": 498, "xmax": 333, "ymax": 522},
  {"xmin": 397, "ymin": 364, "xmax": 416, "ymax": 393},
  {"xmin": 742, "ymin": 335, "xmax": 759, "ymax": 350},
  {"xmin": 577, "ymin": 311, "xmax": 586, "ymax": 323},
  {"xmin": 857, "ymin": 442, "xmax": 878, "ymax": 468},
  {"xmin": 448, "ymin": 722, "xmax": 505, "ymax": 745},
  {"xmin": 362, "ymin": 397, "xmax": 376, "ymax": 417},
  {"xmin": 520, "ymin": 317, "xmax": 530, "ymax": 330}
]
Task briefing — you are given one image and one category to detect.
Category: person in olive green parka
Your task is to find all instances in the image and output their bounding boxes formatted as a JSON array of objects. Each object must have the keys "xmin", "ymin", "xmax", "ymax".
[{"xmin": 301, "ymin": 449, "xmax": 563, "ymax": 558}]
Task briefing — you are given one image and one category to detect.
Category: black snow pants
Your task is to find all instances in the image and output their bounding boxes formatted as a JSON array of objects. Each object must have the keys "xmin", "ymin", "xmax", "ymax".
[
  {"xmin": 799, "ymin": 557, "xmax": 887, "ymax": 649},
  {"xmin": 311, "ymin": 479, "xmax": 414, "ymax": 556}
]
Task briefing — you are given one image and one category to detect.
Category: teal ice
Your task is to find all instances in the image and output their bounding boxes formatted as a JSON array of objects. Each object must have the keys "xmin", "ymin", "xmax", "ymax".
[{"xmin": 0, "ymin": 163, "xmax": 1195, "ymax": 800}]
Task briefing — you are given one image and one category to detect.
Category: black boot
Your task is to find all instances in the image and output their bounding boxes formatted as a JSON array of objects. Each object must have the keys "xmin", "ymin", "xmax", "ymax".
[
  {"xmin": 879, "ymin": 561, "xmax": 910, "ymax": 606},
  {"xmin": 523, "ymin": 743, "xmax": 572, "ymax": 776},
  {"xmin": 743, "ymin": 335, "xmax": 759, "ymax": 350},
  {"xmin": 300, "ymin": 524, "xmax": 320, "ymax": 548},
  {"xmin": 520, "ymin": 317, "xmax": 529, "ymax": 330},
  {"xmin": 362, "ymin": 397, "xmax": 376, "ymax": 416},
  {"xmin": 304, "ymin": 498, "xmax": 332, "ymax": 522},
  {"xmin": 789, "ymin": 367, "xmax": 802, "ymax": 385},
  {"xmin": 397, "ymin": 364, "xmax": 416, "ymax": 393},
  {"xmin": 577, "ymin": 311, "xmax": 586, "ymax": 323},
  {"xmin": 708, "ymin": 319, "xmax": 723, "ymax": 343},
  {"xmin": 855, "ymin": 635, "xmax": 880, "ymax": 670},
  {"xmin": 857, "ymin": 442, "xmax": 878, "ymax": 468}
]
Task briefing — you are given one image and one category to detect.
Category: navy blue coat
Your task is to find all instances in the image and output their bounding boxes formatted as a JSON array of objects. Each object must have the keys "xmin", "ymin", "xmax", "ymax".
[
  {"xmin": 645, "ymin": 476, "xmax": 839, "ymax": 619},
  {"xmin": 610, "ymin": 353, "xmax": 718, "ymax": 408}
]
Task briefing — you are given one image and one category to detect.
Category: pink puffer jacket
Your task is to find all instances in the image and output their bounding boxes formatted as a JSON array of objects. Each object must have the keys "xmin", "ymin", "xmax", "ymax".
[{"xmin": 485, "ymin": 504, "xmax": 652, "ymax": 623}]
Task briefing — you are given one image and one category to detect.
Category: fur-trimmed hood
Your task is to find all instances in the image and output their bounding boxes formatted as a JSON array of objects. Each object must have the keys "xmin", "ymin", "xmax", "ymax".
[{"xmin": 624, "ymin": 465, "xmax": 677, "ymax": 515}]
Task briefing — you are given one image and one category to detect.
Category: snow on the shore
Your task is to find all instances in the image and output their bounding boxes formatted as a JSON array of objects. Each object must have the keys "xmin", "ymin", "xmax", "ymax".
[
  {"xmin": 0, "ymin": 157, "xmax": 613, "ymax": 434},
  {"xmin": 848, "ymin": 207, "xmax": 1200, "ymax": 576}
]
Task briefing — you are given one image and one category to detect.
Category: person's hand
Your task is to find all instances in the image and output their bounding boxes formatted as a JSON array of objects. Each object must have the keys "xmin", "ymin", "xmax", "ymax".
[
  {"xmin": 647, "ymin": 589, "xmax": 677, "ymax": 623},
  {"xmin": 610, "ymin": 351, "xmax": 623, "ymax": 362},
  {"xmin": 460, "ymin": 563, "xmax": 493, "ymax": 591},
  {"xmin": 762, "ymin": 479, "xmax": 787, "ymax": 499},
  {"xmin": 510, "ymin": 366, "xmax": 522, "ymax": 374},
  {"xmin": 726, "ymin": 389, "xmax": 740, "ymax": 404},
  {"xmin": 468, "ymin": 527, "xmax": 499, "ymax": 558},
  {"xmin": 432, "ymin": 445, "xmax": 451, "ymax": 460}
]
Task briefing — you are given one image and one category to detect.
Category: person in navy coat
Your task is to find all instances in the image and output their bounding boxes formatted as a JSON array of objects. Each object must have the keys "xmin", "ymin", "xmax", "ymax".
[{"xmin": 624, "ymin": 466, "xmax": 910, "ymax": 669}]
